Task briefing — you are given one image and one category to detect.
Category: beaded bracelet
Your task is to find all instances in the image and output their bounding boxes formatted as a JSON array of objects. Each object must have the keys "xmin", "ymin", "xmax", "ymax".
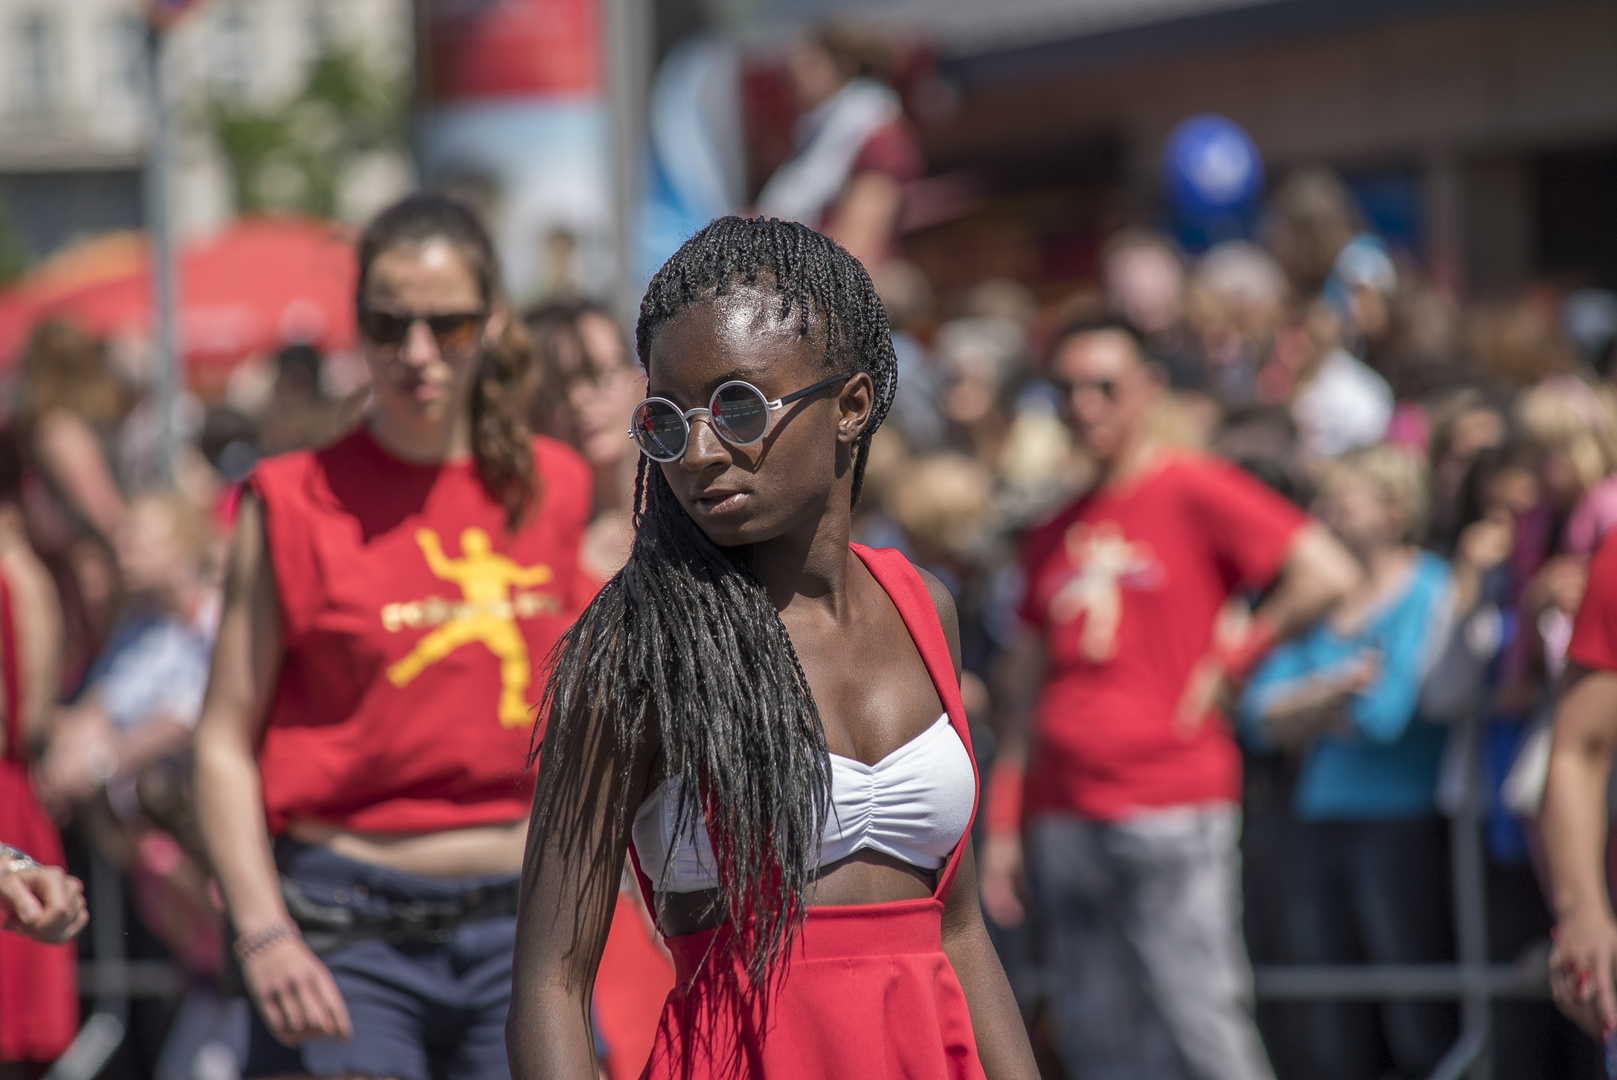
[{"xmin": 232, "ymin": 921, "xmax": 301, "ymax": 963}]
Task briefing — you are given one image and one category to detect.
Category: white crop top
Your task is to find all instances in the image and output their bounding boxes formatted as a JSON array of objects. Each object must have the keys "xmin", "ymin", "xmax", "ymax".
[{"xmin": 632, "ymin": 714, "xmax": 975, "ymax": 894}]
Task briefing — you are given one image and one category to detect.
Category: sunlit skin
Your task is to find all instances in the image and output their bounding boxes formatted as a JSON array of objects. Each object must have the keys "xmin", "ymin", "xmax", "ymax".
[
  {"xmin": 508, "ymin": 287, "xmax": 1042, "ymax": 1080},
  {"xmin": 360, "ymin": 240, "xmax": 507, "ymax": 464},
  {"xmin": 978, "ymin": 326, "xmax": 1361, "ymax": 930},
  {"xmin": 1049, "ymin": 328, "xmax": 1165, "ymax": 475},
  {"xmin": 193, "ymin": 238, "xmax": 525, "ymax": 1053},
  {"xmin": 569, "ymin": 312, "xmax": 643, "ymax": 470}
]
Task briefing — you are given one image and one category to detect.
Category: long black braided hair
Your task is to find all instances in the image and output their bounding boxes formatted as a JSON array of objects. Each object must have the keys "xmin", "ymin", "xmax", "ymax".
[{"xmin": 531, "ymin": 217, "xmax": 898, "ymax": 982}]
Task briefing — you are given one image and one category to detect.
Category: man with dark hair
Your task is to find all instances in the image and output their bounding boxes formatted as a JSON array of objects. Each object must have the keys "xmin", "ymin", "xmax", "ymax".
[{"xmin": 979, "ymin": 322, "xmax": 1359, "ymax": 1080}]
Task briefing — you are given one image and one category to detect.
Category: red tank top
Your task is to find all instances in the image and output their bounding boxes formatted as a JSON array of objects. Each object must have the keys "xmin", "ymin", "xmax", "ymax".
[{"xmin": 250, "ymin": 426, "xmax": 591, "ymax": 833}]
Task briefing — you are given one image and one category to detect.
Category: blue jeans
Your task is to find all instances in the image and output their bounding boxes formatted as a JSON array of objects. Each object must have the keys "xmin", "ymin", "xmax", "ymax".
[
  {"xmin": 1284, "ymin": 817, "xmax": 1456, "ymax": 1080},
  {"xmin": 1026, "ymin": 805, "xmax": 1275, "ymax": 1080},
  {"xmin": 244, "ymin": 842, "xmax": 519, "ymax": 1080}
]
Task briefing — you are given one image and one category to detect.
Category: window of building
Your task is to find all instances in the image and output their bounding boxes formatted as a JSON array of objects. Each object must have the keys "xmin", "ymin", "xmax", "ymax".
[
  {"xmin": 11, "ymin": 10, "xmax": 57, "ymax": 114},
  {"xmin": 209, "ymin": 2, "xmax": 255, "ymax": 101},
  {"xmin": 102, "ymin": 12, "xmax": 148, "ymax": 106}
]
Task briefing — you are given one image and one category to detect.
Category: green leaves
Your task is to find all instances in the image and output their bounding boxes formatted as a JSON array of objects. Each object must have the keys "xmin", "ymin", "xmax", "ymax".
[{"xmin": 209, "ymin": 46, "xmax": 406, "ymax": 219}]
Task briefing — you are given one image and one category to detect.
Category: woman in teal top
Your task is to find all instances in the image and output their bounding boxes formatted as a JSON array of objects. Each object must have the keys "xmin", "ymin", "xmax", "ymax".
[{"xmin": 1239, "ymin": 444, "xmax": 1455, "ymax": 1080}]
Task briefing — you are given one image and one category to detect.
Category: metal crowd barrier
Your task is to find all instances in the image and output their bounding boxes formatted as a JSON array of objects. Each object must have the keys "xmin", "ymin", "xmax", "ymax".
[
  {"xmin": 1249, "ymin": 706, "xmax": 1548, "ymax": 1080},
  {"xmin": 52, "ymin": 707, "xmax": 1548, "ymax": 1080}
]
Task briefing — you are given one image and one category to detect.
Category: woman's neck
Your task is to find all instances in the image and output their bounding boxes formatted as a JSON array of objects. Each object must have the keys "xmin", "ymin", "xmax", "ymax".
[
  {"xmin": 748, "ymin": 495, "xmax": 855, "ymax": 621},
  {"xmin": 367, "ymin": 407, "xmax": 473, "ymax": 464}
]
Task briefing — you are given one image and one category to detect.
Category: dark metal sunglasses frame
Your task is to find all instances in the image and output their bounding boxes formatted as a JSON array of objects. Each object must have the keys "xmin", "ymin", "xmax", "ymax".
[
  {"xmin": 628, "ymin": 371, "xmax": 855, "ymax": 462},
  {"xmin": 359, "ymin": 309, "xmax": 488, "ymax": 349}
]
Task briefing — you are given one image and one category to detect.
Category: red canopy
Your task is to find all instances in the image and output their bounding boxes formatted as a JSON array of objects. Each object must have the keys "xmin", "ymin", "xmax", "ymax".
[{"xmin": 0, "ymin": 217, "xmax": 359, "ymax": 394}]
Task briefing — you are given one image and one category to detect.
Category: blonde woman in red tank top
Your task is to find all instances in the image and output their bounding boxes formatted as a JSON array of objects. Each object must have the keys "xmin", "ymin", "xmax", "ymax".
[{"xmin": 194, "ymin": 196, "xmax": 592, "ymax": 1080}]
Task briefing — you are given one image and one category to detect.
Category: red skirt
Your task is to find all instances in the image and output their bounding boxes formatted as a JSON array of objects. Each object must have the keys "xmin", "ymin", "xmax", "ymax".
[
  {"xmin": 641, "ymin": 898, "xmax": 985, "ymax": 1080},
  {"xmin": 0, "ymin": 758, "xmax": 78, "ymax": 1063}
]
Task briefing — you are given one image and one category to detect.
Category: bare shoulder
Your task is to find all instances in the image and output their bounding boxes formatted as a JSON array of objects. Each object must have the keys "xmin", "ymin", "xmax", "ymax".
[{"xmin": 913, "ymin": 565, "xmax": 963, "ymax": 679}]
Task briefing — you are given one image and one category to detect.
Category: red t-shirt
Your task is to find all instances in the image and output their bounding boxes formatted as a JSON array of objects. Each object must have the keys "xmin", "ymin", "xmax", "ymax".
[
  {"xmin": 250, "ymin": 427, "xmax": 591, "ymax": 834},
  {"xmin": 1018, "ymin": 455, "xmax": 1306, "ymax": 822},
  {"xmin": 1569, "ymin": 529, "xmax": 1617, "ymax": 672}
]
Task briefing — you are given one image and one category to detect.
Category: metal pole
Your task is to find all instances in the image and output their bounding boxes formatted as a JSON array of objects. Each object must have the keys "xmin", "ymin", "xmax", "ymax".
[
  {"xmin": 1450, "ymin": 706, "xmax": 1493, "ymax": 1080},
  {"xmin": 604, "ymin": 0, "xmax": 650, "ymax": 330},
  {"xmin": 144, "ymin": 22, "xmax": 178, "ymax": 486}
]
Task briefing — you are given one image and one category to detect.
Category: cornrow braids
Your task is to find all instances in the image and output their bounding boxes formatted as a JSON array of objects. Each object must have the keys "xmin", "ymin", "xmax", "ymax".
[{"xmin": 532, "ymin": 217, "xmax": 899, "ymax": 985}]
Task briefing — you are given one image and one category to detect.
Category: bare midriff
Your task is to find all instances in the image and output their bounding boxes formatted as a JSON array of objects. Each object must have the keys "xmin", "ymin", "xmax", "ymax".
[
  {"xmin": 286, "ymin": 819, "xmax": 527, "ymax": 878},
  {"xmin": 655, "ymin": 849, "xmax": 936, "ymax": 937}
]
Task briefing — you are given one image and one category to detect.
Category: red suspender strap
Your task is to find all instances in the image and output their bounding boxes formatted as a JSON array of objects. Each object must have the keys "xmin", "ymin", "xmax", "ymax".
[
  {"xmin": 849, "ymin": 543, "xmax": 979, "ymax": 901},
  {"xmin": 0, "ymin": 570, "xmax": 21, "ymax": 763}
]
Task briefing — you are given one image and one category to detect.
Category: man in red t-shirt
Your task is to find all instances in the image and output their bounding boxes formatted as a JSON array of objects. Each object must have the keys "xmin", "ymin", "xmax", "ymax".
[
  {"xmin": 979, "ymin": 319, "xmax": 1357, "ymax": 1080},
  {"xmin": 1544, "ymin": 529, "xmax": 1617, "ymax": 1042}
]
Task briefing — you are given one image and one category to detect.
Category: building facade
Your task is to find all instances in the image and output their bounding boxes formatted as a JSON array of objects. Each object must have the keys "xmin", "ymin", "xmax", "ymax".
[{"xmin": 0, "ymin": 0, "xmax": 414, "ymax": 262}]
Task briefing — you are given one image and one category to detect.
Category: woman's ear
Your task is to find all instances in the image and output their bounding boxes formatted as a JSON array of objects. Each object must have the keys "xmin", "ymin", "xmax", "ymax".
[
  {"xmin": 483, "ymin": 300, "xmax": 510, "ymax": 349},
  {"xmin": 837, "ymin": 371, "xmax": 875, "ymax": 443}
]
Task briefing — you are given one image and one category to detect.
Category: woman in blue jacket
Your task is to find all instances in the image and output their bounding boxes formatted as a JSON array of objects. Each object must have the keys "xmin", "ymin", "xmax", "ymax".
[{"xmin": 1241, "ymin": 444, "xmax": 1455, "ymax": 1080}]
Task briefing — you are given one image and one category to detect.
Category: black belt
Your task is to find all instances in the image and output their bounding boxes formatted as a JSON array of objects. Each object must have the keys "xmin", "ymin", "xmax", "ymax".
[{"xmin": 280, "ymin": 875, "xmax": 521, "ymax": 952}]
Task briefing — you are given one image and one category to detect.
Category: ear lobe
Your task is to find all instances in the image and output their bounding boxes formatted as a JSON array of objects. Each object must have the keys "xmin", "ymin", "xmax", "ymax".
[{"xmin": 483, "ymin": 304, "xmax": 510, "ymax": 349}]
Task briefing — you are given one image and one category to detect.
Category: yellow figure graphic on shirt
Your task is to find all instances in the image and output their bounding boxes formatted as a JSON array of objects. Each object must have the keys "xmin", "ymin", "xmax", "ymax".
[
  {"xmin": 385, "ymin": 527, "xmax": 554, "ymax": 728},
  {"xmin": 1049, "ymin": 521, "xmax": 1159, "ymax": 663}
]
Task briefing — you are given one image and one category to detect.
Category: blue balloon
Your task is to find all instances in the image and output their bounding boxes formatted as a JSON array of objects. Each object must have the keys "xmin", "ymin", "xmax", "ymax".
[{"xmin": 1163, "ymin": 115, "xmax": 1263, "ymax": 221}]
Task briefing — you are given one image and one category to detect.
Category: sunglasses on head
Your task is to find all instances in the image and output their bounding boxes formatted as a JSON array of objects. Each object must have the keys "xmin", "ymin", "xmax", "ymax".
[
  {"xmin": 359, "ymin": 309, "xmax": 488, "ymax": 351},
  {"xmin": 629, "ymin": 371, "xmax": 854, "ymax": 462}
]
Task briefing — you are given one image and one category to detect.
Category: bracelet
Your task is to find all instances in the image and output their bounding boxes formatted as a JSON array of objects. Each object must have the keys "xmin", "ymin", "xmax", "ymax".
[
  {"xmin": 984, "ymin": 760, "xmax": 1025, "ymax": 837},
  {"xmin": 1214, "ymin": 613, "xmax": 1279, "ymax": 687},
  {"xmin": 0, "ymin": 844, "xmax": 40, "ymax": 878},
  {"xmin": 232, "ymin": 921, "xmax": 300, "ymax": 963}
]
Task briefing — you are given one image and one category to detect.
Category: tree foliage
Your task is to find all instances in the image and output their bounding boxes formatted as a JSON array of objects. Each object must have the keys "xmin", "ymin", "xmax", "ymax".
[{"xmin": 210, "ymin": 46, "xmax": 407, "ymax": 219}]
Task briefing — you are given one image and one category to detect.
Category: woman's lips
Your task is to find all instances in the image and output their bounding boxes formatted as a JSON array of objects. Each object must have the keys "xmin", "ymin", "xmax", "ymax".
[{"xmin": 693, "ymin": 490, "xmax": 747, "ymax": 516}]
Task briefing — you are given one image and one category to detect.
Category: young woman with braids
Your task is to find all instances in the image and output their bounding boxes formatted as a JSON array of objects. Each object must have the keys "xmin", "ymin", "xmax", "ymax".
[
  {"xmin": 195, "ymin": 194, "xmax": 592, "ymax": 1080},
  {"xmin": 508, "ymin": 217, "xmax": 1038, "ymax": 1080}
]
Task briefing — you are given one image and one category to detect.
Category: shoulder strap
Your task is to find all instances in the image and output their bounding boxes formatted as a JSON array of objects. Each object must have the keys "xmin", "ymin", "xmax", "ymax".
[
  {"xmin": 849, "ymin": 543, "xmax": 978, "ymax": 901},
  {"xmin": 0, "ymin": 568, "xmax": 22, "ymax": 761}
]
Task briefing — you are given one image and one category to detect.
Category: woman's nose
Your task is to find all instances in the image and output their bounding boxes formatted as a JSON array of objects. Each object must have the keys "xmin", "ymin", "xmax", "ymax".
[
  {"xmin": 679, "ymin": 414, "xmax": 731, "ymax": 472},
  {"xmin": 401, "ymin": 320, "xmax": 441, "ymax": 366}
]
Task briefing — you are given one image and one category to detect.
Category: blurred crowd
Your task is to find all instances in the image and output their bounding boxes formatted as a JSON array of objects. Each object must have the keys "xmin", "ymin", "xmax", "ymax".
[{"xmin": 4, "ymin": 41, "xmax": 1617, "ymax": 1077}]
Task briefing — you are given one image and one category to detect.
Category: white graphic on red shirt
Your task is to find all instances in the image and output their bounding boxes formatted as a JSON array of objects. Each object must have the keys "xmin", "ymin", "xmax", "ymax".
[{"xmin": 1049, "ymin": 521, "xmax": 1162, "ymax": 662}]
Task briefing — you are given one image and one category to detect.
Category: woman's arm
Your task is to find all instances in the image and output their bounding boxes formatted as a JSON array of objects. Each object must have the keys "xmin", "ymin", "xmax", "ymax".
[
  {"xmin": 1346, "ymin": 570, "xmax": 1450, "ymax": 743},
  {"xmin": 7, "ymin": 546, "xmax": 62, "ymax": 748},
  {"xmin": 34, "ymin": 410, "xmax": 126, "ymax": 539},
  {"xmin": 193, "ymin": 493, "xmax": 350, "ymax": 1046},
  {"xmin": 508, "ymin": 692, "xmax": 655, "ymax": 1080},
  {"xmin": 1544, "ymin": 663, "xmax": 1617, "ymax": 1037},
  {"xmin": 942, "ymin": 840, "xmax": 1039, "ymax": 1080},
  {"xmin": 825, "ymin": 171, "xmax": 903, "ymax": 270},
  {"xmin": 917, "ymin": 568, "xmax": 1038, "ymax": 1080}
]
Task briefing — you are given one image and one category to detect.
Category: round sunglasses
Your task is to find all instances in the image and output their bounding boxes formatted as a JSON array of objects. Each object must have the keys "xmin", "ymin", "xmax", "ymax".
[{"xmin": 629, "ymin": 371, "xmax": 853, "ymax": 462}]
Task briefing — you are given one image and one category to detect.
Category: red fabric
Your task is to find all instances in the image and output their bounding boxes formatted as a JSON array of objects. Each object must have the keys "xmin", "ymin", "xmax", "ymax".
[
  {"xmin": 850, "ymin": 119, "xmax": 924, "ymax": 186},
  {"xmin": 0, "ymin": 568, "xmax": 79, "ymax": 1063},
  {"xmin": 251, "ymin": 427, "xmax": 591, "ymax": 834},
  {"xmin": 1569, "ymin": 529, "xmax": 1617, "ymax": 673},
  {"xmin": 646, "ymin": 901, "xmax": 984, "ymax": 1080},
  {"xmin": 816, "ymin": 118, "xmax": 924, "ymax": 261},
  {"xmin": 1017, "ymin": 455, "xmax": 1306, "ymax": 822},
  {"xmin": 984, "ymin": 760, "xmax": 1023, "ymax": 837},
  {"xmin": 633, "ymin": 544, "xmax": 983, "ymax": 1079}
]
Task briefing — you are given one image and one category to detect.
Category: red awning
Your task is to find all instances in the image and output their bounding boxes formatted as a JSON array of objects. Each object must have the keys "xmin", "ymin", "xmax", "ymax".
[{"xmin": 0, "ymin": 217, "xmax": 359, "ymax": 391}]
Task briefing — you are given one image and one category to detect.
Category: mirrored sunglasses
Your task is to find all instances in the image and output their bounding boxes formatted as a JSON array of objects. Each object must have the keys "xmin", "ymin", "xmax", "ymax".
[{"xmin": 629, "ymin": 371, "xmax": 853, "ymax": 462}]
